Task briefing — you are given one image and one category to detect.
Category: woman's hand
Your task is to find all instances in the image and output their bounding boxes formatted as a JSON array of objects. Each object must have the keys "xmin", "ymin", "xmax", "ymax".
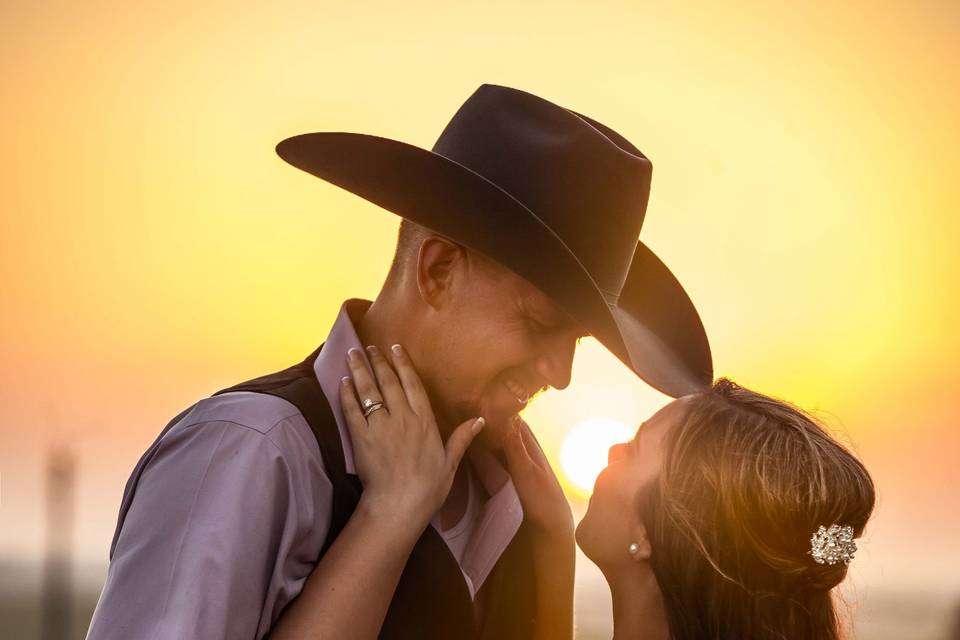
[
  {"xmin": 504, "ymin": 416, "xmax": 575, "ymax": 640},
  {"xmin": 269, "ymin": 345, "xmax": 482, "ymax": 640},
  {"xmin": 503, "ymin": 416, "xmax": 575, "ymax": 543},
  {"xmin": 341, "ymin": 344, "xmax": 484, "ymax": 529}
]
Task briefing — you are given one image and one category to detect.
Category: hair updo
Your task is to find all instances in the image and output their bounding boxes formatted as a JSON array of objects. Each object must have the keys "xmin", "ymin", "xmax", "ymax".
[{"xmin": 638, "ymin": 379, "xmax": 875, "ymax": 640}]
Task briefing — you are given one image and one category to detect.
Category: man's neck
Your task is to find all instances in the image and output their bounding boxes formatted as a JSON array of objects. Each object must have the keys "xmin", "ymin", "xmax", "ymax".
[
  {"xmin": 354, "ymin": 296, "xmax": 471, "ymax": 524},
  {"xmin": 436, "ymin": 462, "xmax": 471, "ymax": 530},
  {"xmin": 354, "ymin": 297, "xmax": 401, "ymax": 359},
  {"xmin": 355, "ymin": 296, "xmax": 452, "ymax": 430},
  {"xmin": 607, "ymin": 567, "xmax": 670, "ymax": 640}
]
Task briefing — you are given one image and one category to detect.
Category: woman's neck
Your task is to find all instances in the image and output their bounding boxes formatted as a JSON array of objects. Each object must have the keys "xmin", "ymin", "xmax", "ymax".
[{"xmin": 608, "ymin": 568, "xmax": 670, "ymax": 640}]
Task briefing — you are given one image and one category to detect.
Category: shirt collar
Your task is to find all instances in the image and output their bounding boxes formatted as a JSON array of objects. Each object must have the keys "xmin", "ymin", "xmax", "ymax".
[{"xmin": 313, "ymin": 298, "xmax": 371, "ymax": 474}]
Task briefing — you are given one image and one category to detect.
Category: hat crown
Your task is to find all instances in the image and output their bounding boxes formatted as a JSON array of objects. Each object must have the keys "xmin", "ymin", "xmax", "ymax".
[{"xmin": 432, "ymin": 84, "xmax": 652, "ymax": 299}]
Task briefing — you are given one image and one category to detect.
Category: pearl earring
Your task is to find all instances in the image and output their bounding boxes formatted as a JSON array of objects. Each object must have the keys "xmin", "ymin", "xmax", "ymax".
[{"xmin": 628, "ymin": 542, "xmax": 640, "ymax": 556}]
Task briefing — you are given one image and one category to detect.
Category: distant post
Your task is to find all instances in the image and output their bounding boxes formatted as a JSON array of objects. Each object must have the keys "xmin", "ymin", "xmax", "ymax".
[{"xmin": 41, "ymin": 446, "xmax": 75, "ymax": 640}]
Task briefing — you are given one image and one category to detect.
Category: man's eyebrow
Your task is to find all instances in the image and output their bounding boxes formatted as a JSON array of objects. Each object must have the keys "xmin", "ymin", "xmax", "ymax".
[
  {"xmin": 529, "ymin": 298, "xmax": 589, "ymax": 336},
  {"xmin": 549, "ymin": 306, "xmax": 588, "ymax": 335},
  {"xmin": 529, "ymin": 303, "xmax": 564, "ymax": 325}
]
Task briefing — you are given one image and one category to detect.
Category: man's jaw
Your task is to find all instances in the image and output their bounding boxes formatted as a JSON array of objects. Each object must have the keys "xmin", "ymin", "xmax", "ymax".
[{"xmin": 440, "ymin": 377, "xmax": 548, "ymax": 449}]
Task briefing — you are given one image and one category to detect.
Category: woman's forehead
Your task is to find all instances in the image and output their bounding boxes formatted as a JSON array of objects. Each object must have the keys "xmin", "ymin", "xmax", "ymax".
[{"xmin": 638, "ymin": 397, "xmax": 693, "ymax": 441}]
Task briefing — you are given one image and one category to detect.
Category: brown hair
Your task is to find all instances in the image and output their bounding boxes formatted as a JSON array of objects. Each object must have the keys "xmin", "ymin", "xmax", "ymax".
[{"xmin": 639, "ymin": 379, "xmax": 875, "ymax": 640}]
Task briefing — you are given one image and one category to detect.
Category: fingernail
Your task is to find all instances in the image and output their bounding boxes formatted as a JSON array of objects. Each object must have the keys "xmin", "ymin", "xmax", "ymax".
[
  {"xmin": 341, "ymin": 376, "xmax": 351, "ymax": 386},
  {"xmin": 391, "ymin": 344, "xmax": 402, "ymax": 356},
  {"xmin": 472, "ymin": 417, "xmax": 485, "ymax": 434},
  {"xmin": 347, "ymin": 348, "xmax": 360, "ymax": 362},
  {"xmin": 366, "ymin": 345, "xmax": 379, "ymax": 357}
]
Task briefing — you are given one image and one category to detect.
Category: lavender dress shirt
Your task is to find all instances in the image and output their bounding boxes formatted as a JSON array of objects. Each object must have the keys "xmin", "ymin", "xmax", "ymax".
[{"xmin": 86, "ymin": 299, "xmax": 523, "ymax": 640}]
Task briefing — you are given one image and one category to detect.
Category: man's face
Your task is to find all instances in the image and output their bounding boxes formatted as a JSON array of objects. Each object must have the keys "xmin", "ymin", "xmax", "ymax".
[{"xmin": 421, "ymin": 252, "xmax": 588, "ymax": 448}]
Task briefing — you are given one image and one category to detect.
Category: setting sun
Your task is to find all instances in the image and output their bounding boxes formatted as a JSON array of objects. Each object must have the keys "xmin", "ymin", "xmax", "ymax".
[{"xmin": 559, "ymin": 418, "xmax": 634, "ymax": 497}]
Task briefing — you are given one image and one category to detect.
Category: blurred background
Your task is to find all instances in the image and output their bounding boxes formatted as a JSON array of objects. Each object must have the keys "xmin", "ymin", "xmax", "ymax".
[{"xmin": 2, "ymin": 1, "xmax": 958, "ymax": 638}]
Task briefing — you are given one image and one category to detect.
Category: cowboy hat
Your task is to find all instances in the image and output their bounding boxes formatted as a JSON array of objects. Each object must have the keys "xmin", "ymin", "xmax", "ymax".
[{"xmin": 276, "ymin": 84, "xmax": 712, "ymax": 397}]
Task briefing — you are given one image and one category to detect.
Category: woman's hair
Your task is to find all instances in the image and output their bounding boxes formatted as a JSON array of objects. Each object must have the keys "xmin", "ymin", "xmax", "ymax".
[{"xmin": 639, "ymin": 379, "xmax": 875, "ymax": 640}]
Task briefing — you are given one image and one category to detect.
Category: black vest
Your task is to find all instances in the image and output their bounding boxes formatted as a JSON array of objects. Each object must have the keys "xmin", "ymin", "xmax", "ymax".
[{"xmin": 214, "ymin": 344, "xmax": 537, "ymax": 639}]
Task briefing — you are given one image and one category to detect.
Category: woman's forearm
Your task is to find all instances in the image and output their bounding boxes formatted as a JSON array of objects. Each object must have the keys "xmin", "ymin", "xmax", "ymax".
[
  {"xmin": 268, "ymin": 496, "xmax": 426, "ymax": 640},
  {"xmin": 531, "ymin": 533, "xmax": 576, "ymax": 640}
]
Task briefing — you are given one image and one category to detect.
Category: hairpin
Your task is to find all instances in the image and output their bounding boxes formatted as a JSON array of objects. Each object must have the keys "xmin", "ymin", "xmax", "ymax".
[{"xmin": 810, "ymin": 524, "xmax": 857, "ymax": 565}]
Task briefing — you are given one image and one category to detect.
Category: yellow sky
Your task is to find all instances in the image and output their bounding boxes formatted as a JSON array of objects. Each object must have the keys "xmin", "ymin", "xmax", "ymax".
[{"xmin": 2, "ymin": 0, "xmax": 958, "ymax": 595}]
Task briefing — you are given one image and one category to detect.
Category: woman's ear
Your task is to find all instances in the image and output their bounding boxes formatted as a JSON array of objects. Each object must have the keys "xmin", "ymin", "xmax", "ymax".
[
  {"xmin": 416, "ymin": 235, "xmax": 465, "ymax": 308},
  {"xmin": 627, "ymin": 522, "xmax": 652, "ymax": 562}
]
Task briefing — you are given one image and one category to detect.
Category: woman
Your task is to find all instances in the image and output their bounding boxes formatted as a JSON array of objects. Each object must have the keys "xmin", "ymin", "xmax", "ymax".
[
  {"xmin": 576, "ymin": 378, "xmax": 875, "ymax": 639},
  {"xmin": 273, "ymin": 348, "xmax": 874, "ymax": 640}
]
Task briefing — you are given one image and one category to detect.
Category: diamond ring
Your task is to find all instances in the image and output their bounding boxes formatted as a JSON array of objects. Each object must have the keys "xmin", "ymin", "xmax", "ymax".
[{"xmin": 361, "ymin": 398, "xmax": 386, "ymax": 418}]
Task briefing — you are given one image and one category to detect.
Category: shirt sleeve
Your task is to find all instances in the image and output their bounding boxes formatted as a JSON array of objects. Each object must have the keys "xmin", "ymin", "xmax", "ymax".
[{"xmin": 86, "ymin": 417, "xmax": 330, "ymax": 640}]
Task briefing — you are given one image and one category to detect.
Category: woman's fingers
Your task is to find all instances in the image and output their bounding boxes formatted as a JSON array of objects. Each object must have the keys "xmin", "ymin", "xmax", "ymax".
[
  {"xmin": 503, "ymin": 417, "xmax": 574, "ymax": 537},
  {"xmin": 503, "ymin": 418, "xmax": 538, "ymax": 481},
  {"xmin": 339, "ymin": 375, "xmax": 369, "ymax": 437},
  {"xmin": 346, "ymin": 348, "xmax": 388, "ymax": 418},
  {"xmin": 516, "ymin": 417, "xmax": 551, "ymax": 472},
  {"xmin": 388, "ymin": 344, "xmax": 433, "ymax": 417},
  {"xmin": 504, "ymin": 418, "xmax": 553, "ymax": 488},
  {"xmin": 364, "ymin": 345, "xmax": 408, "ymax": 414},
  {"xmin": 444, "ymin": 417, "xmax": 485, "ymax": 472}
]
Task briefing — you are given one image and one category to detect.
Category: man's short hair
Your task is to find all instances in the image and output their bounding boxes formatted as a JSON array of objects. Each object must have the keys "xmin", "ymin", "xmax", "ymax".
[
  {"xmin": 386, "ymin": 218, "xmax": 429, "ymax": 283},
  {"xmin": 386, "ymin": 219, "xmax": 501, "ymax": 285}
]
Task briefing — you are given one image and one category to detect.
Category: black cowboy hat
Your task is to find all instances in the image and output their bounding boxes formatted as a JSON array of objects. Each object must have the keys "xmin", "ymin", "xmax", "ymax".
[{"xmin": 276, "ymin": 84, "xmax": 712, "ymax": 397}]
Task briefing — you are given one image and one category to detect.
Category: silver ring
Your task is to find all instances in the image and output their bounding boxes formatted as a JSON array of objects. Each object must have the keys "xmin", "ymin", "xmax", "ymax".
[{"xmin": 361, "ymin": 398, "xmax": 385, "ymax": 418}]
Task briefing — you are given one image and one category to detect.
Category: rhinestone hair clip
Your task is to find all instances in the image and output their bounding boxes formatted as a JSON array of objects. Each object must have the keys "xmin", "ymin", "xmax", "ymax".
[{"xmin": 810, "ymin": 524, "xmax": 857, "ymax": 565}]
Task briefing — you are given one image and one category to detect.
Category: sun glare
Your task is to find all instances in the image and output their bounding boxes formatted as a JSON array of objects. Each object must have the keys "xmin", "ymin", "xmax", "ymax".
[{"xmin": 559, "ymin": 418, "xmax": 634, "ymax": 497}]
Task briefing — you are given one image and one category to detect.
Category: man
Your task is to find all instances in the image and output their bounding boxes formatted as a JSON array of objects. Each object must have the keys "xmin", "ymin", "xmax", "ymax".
[{"xmin": 86, "ymin": 84, "xmax": 712, "ymax": 639}]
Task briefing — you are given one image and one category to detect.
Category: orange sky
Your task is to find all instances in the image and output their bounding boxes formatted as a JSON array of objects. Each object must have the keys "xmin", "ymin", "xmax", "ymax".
[{"xmin": 2, "ymin": 0, "xmax": 959, "ymax": 605}]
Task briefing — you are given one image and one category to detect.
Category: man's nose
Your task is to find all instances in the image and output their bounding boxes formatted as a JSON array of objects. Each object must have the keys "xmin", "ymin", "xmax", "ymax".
[
  {"xmin": 608, "ymin": 442, "xmax": 628, "ymax": 465},
  {"xmin": 535, "ymin": 336, "xmax": 578, "ymax": 390}
]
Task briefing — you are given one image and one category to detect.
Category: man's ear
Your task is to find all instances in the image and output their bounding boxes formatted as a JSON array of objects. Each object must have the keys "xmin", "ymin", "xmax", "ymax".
[{"xmin": 416, "ymin": 235, "xmax": 466, "ymax": 308}]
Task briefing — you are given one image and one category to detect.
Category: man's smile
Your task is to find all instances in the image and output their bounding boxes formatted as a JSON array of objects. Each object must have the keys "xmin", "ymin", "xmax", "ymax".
[{"xmin": 503, "ymin": 377, "xmax": 531, "ymax": 408}]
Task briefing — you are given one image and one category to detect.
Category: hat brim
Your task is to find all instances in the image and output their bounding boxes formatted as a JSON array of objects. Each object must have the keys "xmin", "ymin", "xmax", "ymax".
[{"xmin": 276, "ymin": 132, "xmax": 712, "ymax": 397}]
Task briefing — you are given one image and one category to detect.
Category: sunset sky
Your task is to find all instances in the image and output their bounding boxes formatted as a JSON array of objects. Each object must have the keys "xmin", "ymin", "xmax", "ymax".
[{"xmin": 2, "ymin": 0, "xmax": 958, "ymax": 632}]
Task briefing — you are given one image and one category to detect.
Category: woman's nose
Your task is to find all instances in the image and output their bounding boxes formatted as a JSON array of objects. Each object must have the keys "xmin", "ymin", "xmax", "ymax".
[{"xmin": 608, "ymin": 443, "xmax": 628, "ymax": 465}]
